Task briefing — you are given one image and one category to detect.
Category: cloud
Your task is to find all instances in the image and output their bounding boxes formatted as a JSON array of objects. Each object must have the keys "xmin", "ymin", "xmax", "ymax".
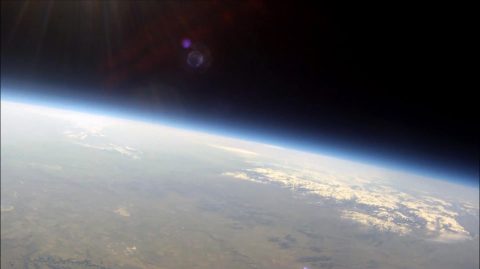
[
  {"xmin": 74, "ymin": 142, "xmax": 141, "ymax": 159},
  {"xmin": 59, "ymin": 113, "xmax": 141, "ymax": 159},
  {"xmin": 222, "ymin": 166, "xmax": 475, "ymax": 241},
  {"xmin": 209, "ymin": 144, "xmax": 258, "ymax": 156},
  {"xmin": 222, "ymin": 172, "xmax": 266, "ymax": 184}
]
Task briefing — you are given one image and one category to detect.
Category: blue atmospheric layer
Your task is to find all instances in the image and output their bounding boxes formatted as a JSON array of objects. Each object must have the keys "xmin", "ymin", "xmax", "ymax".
[{"xmin": 1, "ymin": 87, "xmax": 478, "ymax": 188}]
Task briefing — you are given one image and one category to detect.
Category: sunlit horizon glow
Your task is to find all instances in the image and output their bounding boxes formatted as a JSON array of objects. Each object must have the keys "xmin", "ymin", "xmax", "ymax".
[{"xmin": 1, "ymin": 95, "xmax": 478, "ymax": 189}]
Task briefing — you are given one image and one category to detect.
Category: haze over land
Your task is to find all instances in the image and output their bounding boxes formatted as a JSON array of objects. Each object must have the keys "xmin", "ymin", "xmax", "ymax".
[{"xmin": 1, "ymin": 101, "xmax": 479, "ymax": 269}]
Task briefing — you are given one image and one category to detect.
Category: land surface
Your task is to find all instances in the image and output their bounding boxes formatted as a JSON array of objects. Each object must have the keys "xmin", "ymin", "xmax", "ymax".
[{"xmin": 1, "ymin": 101, "xmax": 478, "ymax": 269}]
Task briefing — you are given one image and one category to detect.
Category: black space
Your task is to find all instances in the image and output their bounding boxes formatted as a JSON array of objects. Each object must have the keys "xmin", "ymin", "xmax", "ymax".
[{"xmin": 1, "ymin": 1, "xmax": 478, "ymax": 183}]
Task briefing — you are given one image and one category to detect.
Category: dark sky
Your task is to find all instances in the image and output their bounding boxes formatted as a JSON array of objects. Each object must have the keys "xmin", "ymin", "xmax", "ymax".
[{"xmin": 1, "ymin": 1, "xmax": 478, "ymax": 184}]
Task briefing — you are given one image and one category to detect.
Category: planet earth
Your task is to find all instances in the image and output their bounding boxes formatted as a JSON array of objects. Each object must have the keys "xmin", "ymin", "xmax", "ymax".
[{"xmin": 1, "ymin": 100, "xmax": 479, "ymax": 269}]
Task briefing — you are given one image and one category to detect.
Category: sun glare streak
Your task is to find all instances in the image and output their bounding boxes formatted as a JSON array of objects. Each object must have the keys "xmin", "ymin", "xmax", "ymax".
[
  {"xmin": 102, "ymin": 1, "xmax": 113, "ymax": 65},
  {"xmin": 34, "ymin": 0, "xmax": 54, "ymax": 62},
  {"xmin": 6, "ymin": 0, "xmax": 30, "ymax": 46}
]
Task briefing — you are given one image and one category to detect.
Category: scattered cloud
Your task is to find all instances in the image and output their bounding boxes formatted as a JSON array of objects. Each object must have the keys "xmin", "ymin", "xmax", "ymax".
[
  {"xmin": 341, "ymin": 210, "xmax": 412, "ymax": 234},
  {"xmin": 62, "ymin": 120, "xmax": 141, "ymax": 159},
  {"xmin": 223, "ymin": 166, "xmax": 477, "ymax": 241},
  {"xmin": 222, "ymin": 172, "xmax": 266, "ymax": 184},
  {"xmin": 209, "ymin": 144, "xmax": 258, "ymax": 156},
  {"xmin": 114, "ymin": 207, "xmax": 130, "ymax": 217}
]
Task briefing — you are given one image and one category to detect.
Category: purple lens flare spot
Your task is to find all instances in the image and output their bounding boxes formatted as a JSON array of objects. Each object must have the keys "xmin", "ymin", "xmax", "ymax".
[{"xmin": 181, "ymin": 38, "xmax": 192, "ymax": 49}]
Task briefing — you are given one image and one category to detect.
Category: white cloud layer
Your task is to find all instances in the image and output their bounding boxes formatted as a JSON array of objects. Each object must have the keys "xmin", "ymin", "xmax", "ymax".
[{"xmin": 223, "ymin": 166, "xmax": 477, "ymax": 241}]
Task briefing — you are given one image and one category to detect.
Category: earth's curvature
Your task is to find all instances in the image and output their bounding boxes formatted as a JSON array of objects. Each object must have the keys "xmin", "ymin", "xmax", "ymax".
[{"xmin": 1, "ymin": 101, "xmax": 479, "ymax": 269}]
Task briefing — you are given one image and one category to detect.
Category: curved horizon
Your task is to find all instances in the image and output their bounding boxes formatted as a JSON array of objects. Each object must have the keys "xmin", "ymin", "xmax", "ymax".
[{"xmin": 2, "ymin": 89, "xmax": 478, "ymax": 188}]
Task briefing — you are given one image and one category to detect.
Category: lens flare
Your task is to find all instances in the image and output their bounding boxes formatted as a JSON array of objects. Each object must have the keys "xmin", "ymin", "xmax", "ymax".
[{"xmin": 181, "ymin": 38, "xmax": 192, "ymax": 49}]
